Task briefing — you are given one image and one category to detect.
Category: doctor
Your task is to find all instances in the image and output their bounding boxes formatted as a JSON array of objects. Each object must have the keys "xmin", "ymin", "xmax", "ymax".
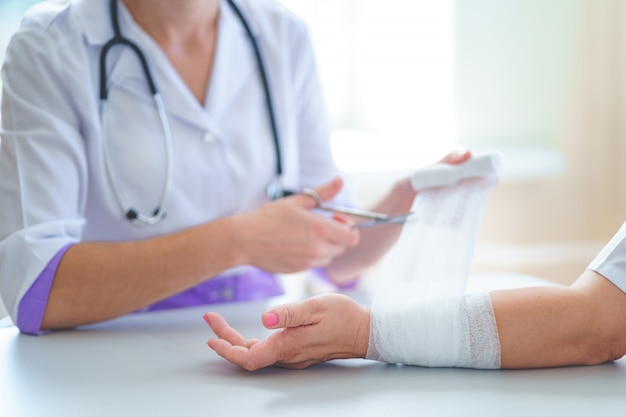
[{"xmin": 0, "ymin": 0, "xmax": 470, "ymax": 334}]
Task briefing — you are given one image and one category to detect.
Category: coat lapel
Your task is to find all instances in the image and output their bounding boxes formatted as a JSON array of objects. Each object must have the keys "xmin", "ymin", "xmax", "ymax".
[
  {"xmin": 204, "ymin": 0, "xmax": 258, "ymax": 122},
  {"xmin": 77, "ymin": 0, "xmax": 258, "ymax": 134}
]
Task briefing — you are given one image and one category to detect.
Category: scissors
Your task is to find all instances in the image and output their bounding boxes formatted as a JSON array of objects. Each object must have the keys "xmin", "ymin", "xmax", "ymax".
[{"xmin": 302, "ymin": 189, "xmax": 413, "ymax": 228}]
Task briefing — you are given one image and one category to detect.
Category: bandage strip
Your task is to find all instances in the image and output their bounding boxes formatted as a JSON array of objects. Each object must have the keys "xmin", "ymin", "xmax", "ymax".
[{"xmin": 367, "ymin": 151, "xmax": 502, "ymax": 368}]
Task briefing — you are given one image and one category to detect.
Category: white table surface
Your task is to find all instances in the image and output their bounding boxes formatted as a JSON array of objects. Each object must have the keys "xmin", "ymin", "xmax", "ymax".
[{"xmin": 1, "ymin": 274, "xmax": 625, "ymax": 417}]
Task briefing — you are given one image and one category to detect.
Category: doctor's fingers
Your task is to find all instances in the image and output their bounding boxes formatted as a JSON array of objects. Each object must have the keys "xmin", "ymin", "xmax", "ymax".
[
  {"xmin": 285, "ymin": 212, "xmax": 359, "ymax": 254},
  {"xmin": 438, "ymin": 149, "xmax": 471, "ymax": 165},
  {"xmin": 282, "ymin": 239, "xmax": 351, "ymax": 272},
  {"xmin": 291, "ymin": 177, "xmax": 344, "ymax": 209},
  {"xmin": 318, "ymin": 214, "xmax": 360, "ymax": 248}
]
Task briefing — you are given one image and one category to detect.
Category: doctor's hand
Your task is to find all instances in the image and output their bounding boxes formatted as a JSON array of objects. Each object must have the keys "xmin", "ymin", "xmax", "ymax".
[
  {"xmin": 371, "ymin": 149, "xmax": 473, "ymax": 220},
  {"xmin": 204, "ymin": 294, "xmax": 370, "ymax": 370},
  {"xmin": 438, "ymin": 149, "xmax": 472, "ymax": 165},
  {"xmin": 232, "ymin": 177, "xmax": 359, "ymax": 274},
  {"xmin": 399, "ymin": 149, "xmax": 472, "ymax": 195}
]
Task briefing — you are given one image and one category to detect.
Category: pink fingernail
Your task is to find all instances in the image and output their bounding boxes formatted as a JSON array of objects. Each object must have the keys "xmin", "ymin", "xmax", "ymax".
[
  {"xmin": 264, "ymin": 312, "xmax": 278, "ymax": 327},
  {"xmin": 203, "ymin": 314, "xmax": 211, "ymax": 326}
]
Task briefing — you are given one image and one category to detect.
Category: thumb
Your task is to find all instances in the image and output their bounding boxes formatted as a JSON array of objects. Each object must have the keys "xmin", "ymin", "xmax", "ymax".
[
  {"xmin": 262, "ymin": 301, "xmax": 315, "ymax": 329},
  {"xmin": 439, "ymin": 149, "xmax": 471, "ymax": 165},
  {"xmin": 313, "ymin": 176, "xmax": 344, "ymax": 203},
  {"xmin": 293, "ymin": 177, "xmax": 344, "ymax": 209}
]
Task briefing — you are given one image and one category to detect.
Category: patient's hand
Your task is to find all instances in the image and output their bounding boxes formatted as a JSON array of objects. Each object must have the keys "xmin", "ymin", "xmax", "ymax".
[{"xmin": 204, "ymin": 294, "xmax": 370, "ymax": 370}]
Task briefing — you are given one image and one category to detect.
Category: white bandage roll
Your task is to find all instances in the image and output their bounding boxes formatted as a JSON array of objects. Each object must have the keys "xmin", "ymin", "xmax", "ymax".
[
  {"xmin": 379, "ymin": 174, "xmax": 498, "ymax": 300},
  {"xmin": 368, "ymin": 150, "xmax": 502, "ymax": 368},
  {"xmin": 410, "ymin": 151, "xmax": 503, "ymax": 191},
  {"xmin": 366, "ymin": 292, "xmax": 501, "ymax": 368}
]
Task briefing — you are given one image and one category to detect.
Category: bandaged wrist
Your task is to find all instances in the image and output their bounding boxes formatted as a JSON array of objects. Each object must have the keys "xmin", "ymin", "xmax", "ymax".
[{"xmin": 366, "ymin": 292, "xmax": 501, "ymax": 369}]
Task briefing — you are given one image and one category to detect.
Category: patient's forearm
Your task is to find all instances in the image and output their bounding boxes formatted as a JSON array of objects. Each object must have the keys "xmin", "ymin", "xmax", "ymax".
[{"xmin": 492, "ymin": 270, "xmax": 626, "ymax": 368}]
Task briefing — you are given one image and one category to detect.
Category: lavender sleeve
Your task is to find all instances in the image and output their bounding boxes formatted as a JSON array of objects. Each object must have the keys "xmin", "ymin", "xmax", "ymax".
[{"xmin": 17, "ymin": 243, "xmax": 73, "ymax": 335}]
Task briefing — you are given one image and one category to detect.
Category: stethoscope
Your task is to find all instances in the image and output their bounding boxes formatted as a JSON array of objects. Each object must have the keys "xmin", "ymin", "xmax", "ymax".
[{"xmin": 100, "ymin": 0, "xmax": 291, "ymax": 226}]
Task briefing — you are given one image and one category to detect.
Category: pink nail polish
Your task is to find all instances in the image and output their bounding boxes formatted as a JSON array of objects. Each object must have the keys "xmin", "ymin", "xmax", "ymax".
[
  {"xmin": 264, "ymin": 312, "xmax": 278, "ymax": 327},
  {"xmin": 203, "ymin": 314, "xmax": 211, "ymax": 326}
]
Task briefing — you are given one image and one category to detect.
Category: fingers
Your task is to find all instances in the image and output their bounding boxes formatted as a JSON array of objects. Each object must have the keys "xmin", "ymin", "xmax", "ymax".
[
  {"xmin": 207, "ymin": 338, "xmax": 250, "ymax": 366},
  {"xmin": 313, "ymin": 176, "xmax": 344, "ymax": 203},
  {"xmin": 281, "ymin": 176, "xmax": 359, "ymax": 249},
  {"xmin": 204, "ymin": 295, "xmax": 362, "ymax": 371},
  {"xmin": 208, "ymin": 338, "xmax": 279, "ymax": 371},
  {"xmin": 288, "ymin": 176, "xmax": 360, "ymax": 249},
  {"xmin": 204, "ymin": 311, "xmax": 279, "ymax": 370},
  {"xmin": 204, "ymin": 312, "xmax": 276, "ymax": 370},
  {"xmin": 204, "ymin": 312, "xmax": 249, "ymax": 347},
  {"xmin": 292, "ymin": 177, "xmax": 344, "ymax": 209},
  {"xmin": 439, "ymin": 149, "xmax": 471, "ymax": 165},
  {"xmin": 326, "ymin": 217, "xmax": 360, "ymax": 248},
  {"xmin": 204, "ymin": 311, "xmax": 299, "ymax": 371}
]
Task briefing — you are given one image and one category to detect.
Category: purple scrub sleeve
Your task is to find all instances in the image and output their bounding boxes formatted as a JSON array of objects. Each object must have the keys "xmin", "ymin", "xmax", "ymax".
[{"xmin": 17, "ymin": 244, "xmax": 74, "ymax": 335}]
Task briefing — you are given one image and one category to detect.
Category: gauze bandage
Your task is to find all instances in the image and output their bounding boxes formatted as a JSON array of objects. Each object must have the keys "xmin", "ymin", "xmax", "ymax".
[{"xmin": 367, "ymin": 151, "xmax": 502, "ymax": 368}]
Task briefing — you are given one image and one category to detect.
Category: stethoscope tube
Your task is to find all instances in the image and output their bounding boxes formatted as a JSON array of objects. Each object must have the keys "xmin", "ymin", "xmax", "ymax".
[
  {"xmin": 226, "ymin": 0, "xmax": 284, "ymax": 190},
  {"xmin": 100, "ymin": 0, "xmax": 292, "ymax": 226},
  {"xmin": 100, "ymin": 0, "xmax": 157, "ymax": 100},
  {"xmin": 100, "ymin": 0, "xmax": 172, "ymax": 225}
]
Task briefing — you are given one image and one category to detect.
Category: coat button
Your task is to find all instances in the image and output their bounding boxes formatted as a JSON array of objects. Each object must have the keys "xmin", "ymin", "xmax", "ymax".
[{"xmin": 202, "ymin": 132, "xmax": 216, "ymax": 144}]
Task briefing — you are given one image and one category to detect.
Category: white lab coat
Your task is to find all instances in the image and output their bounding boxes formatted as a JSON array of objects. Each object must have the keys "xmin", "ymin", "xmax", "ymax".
[
  {"xmin": 588, "ymin": 221, "xmax": 626, "ymax": 294},
  {"xmin": 0, "ymin": 0, "xmax": 349, "ymax": 321}
]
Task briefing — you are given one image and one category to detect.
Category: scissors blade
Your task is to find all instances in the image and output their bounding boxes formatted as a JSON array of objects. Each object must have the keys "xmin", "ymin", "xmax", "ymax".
[
  {"xmin": 302, "ymin": 188, "xmax": 412, "ymax": 228},
  {"xmin": 317, "ymin": 205, "xmax": 412, "ymax": 228},
  {"xmin": 351, "ymin": 212, "xmax": 413, "ymax": 228},
  {"xmin": 317, "ymin": 204, "xmax": 391, "ymax": 220}
]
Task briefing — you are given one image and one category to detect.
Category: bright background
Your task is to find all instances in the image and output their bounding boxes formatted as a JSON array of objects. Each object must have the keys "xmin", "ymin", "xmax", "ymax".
[
  {"xmin": 279, "ymin": 0, "xmax": 626, "ymax": 287},
  {"xmin": 2, "ymin": 0, "xmax": 626, "ymax": 319}
]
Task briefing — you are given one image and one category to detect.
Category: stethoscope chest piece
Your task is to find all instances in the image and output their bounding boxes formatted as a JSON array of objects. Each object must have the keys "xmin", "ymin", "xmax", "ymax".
[
  {"xmin": 100, "ymin": 0, "xmax": 173, "ymax": 226},
  {"xmin": 266, "ymin": 178, "xmax": 295, "ymax": 200}
]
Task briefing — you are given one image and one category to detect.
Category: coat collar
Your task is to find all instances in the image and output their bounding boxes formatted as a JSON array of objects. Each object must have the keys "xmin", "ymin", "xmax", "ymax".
[
  {"xmin": 73, "ymin": 0, "xmax": 115, "ymax": 46},
  {"xmin": 74, "ymin": 0, "xmax": 262, "ymax": 132}
]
